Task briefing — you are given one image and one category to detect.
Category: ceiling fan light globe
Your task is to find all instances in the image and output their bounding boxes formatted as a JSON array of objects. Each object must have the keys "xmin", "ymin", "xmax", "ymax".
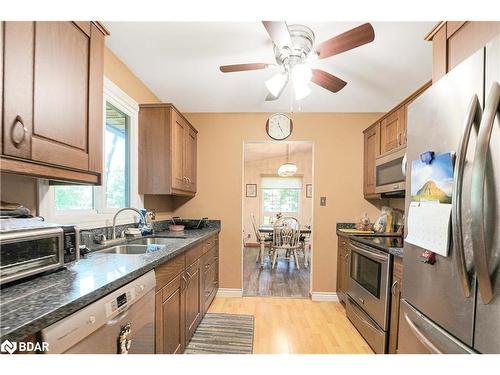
[
  {"xmin": 265, "ymin": 73, "xmax": 288, "ymax": 97},
  {"xmin": 294, "ymin": 83, "xmax": 311, "ymax": 100},
  {"xmin": 291, "ymin": 63, "xmax": 313, "ymax": 87},
  {"xmin": 278, "ymin": 163, "xmax": 298, "ymax": 177}
]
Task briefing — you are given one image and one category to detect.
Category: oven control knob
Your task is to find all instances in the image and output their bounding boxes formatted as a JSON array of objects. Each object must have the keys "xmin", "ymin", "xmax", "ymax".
[
  {"xmin": 88, "ymin": 316, "xmax": 96, "ymax": 324},
  {"xmin": 358, "ymin": 297, "xmax": 365, "ymax": 305},
  {"xmin": 68, "ymin": 247, "xmax": 75, "ymax": 255}
]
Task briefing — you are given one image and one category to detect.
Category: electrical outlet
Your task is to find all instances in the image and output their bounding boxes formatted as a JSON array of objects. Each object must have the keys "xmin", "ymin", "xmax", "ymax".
[{"xmin": 320, "ymin": 197, "xmax": 327, "ymax": 206}]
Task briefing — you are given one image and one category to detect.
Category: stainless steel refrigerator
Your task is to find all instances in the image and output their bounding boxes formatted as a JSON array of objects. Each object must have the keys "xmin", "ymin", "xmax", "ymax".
[{"xmin": 398, "ymin": 33, "xmax": 500, "ymax": 354}]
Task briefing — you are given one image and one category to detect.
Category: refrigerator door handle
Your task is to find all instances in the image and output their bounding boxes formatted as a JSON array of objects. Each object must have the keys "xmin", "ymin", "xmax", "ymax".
[
  {"xmin": 452, "ymin": 94, "xmax": 482, "ymax": 299},
  {"xmin": 471, "ymin": 82, "xmax": 500, "ymax": 305},
  {"xmin": 403, "ymin": 312, "xmax": 443, "ymax": 354}
]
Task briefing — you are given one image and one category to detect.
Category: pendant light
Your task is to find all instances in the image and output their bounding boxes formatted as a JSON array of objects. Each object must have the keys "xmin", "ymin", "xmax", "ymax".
[{"xmin": 278, "ymin": 144, "xmax": 298, "ymax": 177}]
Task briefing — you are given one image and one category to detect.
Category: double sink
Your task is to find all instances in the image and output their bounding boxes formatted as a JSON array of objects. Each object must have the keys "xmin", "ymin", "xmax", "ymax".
[{"xmin": 97, "ymin": 237, "xmax": 184, "ymax": 255}]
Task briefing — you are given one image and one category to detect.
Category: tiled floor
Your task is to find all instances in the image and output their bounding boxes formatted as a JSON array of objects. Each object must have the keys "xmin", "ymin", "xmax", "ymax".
[
  {"xmin": 208, "ymin": 296, "xmax": 373, "ymax": 354},
  {"xmin": 242, "ymin": 246, "xmax": 310, "ymax": 298}
]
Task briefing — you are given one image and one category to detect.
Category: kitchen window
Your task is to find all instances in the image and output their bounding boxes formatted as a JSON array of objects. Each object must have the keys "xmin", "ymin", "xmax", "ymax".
[
  {"xmin": 39, "ymin": 78, "xmax": 142, "ymax": 227},
  {"xmin": 261, "ymin": 176, "xmax": 301, "ymax": 225}
]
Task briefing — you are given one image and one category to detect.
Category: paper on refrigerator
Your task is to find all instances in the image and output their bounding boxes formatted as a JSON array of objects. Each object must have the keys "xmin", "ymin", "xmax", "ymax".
[
  {"xmin": 404, "ymin": 153, "xmax": 454, "ymax": 256},
  {"xmin": 405, "ymin": 201, "xmax": 451, "ymax": 256}
]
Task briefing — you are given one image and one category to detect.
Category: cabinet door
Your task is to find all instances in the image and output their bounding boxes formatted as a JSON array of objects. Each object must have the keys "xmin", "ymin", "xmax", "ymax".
[
  {"xmin": 380, "ymin": 110, "xmax": 401, "ymax": 154},
  {"xmin": 171, "ymin": 111, "xmax": 187, "ymax": 191},
  {"xmin": 184, "ymin": 126, "xmax": 197, "ymax": 193},
  {"xmin": 336, "ymin": 237, "xmax": 345, "ymax": 301},
  {"xmin": 2, "ymin": 22, "xmax": 34, "ymax": 159},
  {"xmin": 363, "ymin": 123, "xmax": 380, "ymax": 196},
  {"xmin": 31, "ymin": 22, "xmax": 91, "ymax": 170},
  {"xmin": 388, "ymin": 257, "xmax": 403, "ymax": 354},
  {"xmin": 185, "ymin": 258, "xmax": 202, "ymax": 341},
  {"xmin": 398, "ymin": 107, "xmax": 407, "ymax": 147},
  {"xmin": 155, "ymin": 273, "xmax": 185, "ymax": 354}
]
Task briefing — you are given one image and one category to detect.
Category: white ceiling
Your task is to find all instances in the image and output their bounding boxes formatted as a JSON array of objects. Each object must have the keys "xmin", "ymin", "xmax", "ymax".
[
  {"xmin": 244, "ymin": 142, "xmax": 313, "ymax": 162},
  {"xmin": 104, "ymin": 22, "xmax": 435, "ymax": 112}
]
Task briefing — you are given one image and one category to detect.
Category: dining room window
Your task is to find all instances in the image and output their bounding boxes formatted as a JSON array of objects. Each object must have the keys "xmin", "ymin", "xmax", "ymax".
[{"xmin": 261, "ymin": 176, "xmax": 302, "ymax": 225}]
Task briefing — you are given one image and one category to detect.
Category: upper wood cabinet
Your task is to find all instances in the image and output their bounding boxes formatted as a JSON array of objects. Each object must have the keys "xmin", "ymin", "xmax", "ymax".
[
  {"xmin": 426, "ymin": 21, "xmax": 500, "ymax": 83},
  {"xmin": 363, "ymin": 123, "xmax": 380, "ymax": 197},
  {"xmin": 1, "ymin": 21, "xmax": 107, "ymax": 184},
  {"xmin": 139, "ymin": 103, "xmax": 198, "ymax": 196},
  {"xmin": 362, "ymin": 82, "xmax": 430, "ymax": 199}
]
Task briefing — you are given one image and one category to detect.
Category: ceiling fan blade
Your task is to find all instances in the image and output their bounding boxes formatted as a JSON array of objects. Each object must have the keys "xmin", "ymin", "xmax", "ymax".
[
  {"xmin": 262, "ymin": 21, "xmax": 292, "ymax": 49},
  {"xmin": 311, "ymin": 69, "xmax": 347, "ymax": 93},
  {"xmin": 315, "ymin": 23, "xmax": 375, "ymax": 59},
  {"xmin": 265, "ymin": 75, "xmax": 289, "ymax": 101},
  {"xmin": 220, "ymin": 63, "xmax": 269, "ymax": 73}
]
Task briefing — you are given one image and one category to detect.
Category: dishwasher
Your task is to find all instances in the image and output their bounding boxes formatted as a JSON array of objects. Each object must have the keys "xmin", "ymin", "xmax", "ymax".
[{"xmin": 41, "ymin": 270, "xmax": 156, "ymax": 354}]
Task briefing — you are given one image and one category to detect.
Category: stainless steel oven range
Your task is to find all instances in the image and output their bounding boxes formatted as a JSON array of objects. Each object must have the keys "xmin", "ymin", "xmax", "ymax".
[
  {"xmin": 0, "ymin": 218, "xmax": 79, "ymax": 285},
  {"xmin": 346, "ymin": 238, "xmax": 392, "ymax": 353}
]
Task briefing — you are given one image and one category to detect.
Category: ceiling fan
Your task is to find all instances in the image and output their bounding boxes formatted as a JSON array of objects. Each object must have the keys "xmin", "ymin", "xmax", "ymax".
[{"xmin": 219, "ymin": 21, "xmax": 375, "ymax": 101}]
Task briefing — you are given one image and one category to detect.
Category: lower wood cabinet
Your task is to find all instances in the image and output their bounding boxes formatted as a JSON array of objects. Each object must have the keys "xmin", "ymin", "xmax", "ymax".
[
  {"xmin": 154, "ymin": 234, "xmax": 219, "ymax": 354},
  {"xmin": 388, "ymin": 256, "xmax": 403, "ymax": 354},
  {"xmin": 155, "ymin": 273, "xmax": 185, "ymax": 354},
  {"xmin": 336, "ymin": 236, "xmax": 350, "ymax": 304},
  {"xmin": 185, "ymin": 258, "xmax": 202, "ymax": 341}
]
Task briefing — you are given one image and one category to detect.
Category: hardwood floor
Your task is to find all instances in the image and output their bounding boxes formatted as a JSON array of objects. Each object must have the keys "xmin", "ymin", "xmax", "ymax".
[
  {"xmin": 243, "ymin": 246, "xmax": 310, "ymax": 298},
  {"xmin": 208, "ymin": 297, "xmax": 373, "ymax": 354}
]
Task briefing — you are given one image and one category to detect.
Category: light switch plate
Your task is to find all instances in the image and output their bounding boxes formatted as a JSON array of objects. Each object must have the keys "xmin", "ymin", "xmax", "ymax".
[{"xmin": 320, "ymin": 197, "xmax": 327, "ymax": 206}]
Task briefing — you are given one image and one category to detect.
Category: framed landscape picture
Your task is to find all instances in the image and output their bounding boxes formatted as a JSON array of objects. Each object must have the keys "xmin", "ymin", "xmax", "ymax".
[
  {"xmin": 306, "ymin": 184, "xmax": 313, "ymax": 198},
  {"xmin": 246, "ymin": 184, "xmax": 257, "ymax": 197}
]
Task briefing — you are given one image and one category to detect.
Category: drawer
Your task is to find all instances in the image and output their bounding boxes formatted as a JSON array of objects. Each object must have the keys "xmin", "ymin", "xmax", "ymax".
[
  {"xmin": 185, "ymin": 243, "xmax": 204, "ymax": 266},
  {"xmin": 155, "ymin": 254, "xmax": 185, "ymax": 291}
]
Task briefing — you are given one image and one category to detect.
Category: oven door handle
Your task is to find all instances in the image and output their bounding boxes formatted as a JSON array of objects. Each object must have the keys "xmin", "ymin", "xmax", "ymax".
[
  {"xmin": 349, "ymin": 242, "xmax": 389, "ymax": 263},
  {"xmin": 404, "ymin": 312, "xmax": 442, "ymax": 354}
]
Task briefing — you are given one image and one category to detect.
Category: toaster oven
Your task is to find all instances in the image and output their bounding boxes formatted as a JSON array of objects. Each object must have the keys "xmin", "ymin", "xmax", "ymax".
[{"xmin": 0, "ymin": 219, "xmax": 79, "ymax": 285}]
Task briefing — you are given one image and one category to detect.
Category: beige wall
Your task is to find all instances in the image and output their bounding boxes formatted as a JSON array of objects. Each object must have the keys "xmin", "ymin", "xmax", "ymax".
[
  {"xmin": 104, "ymin": 47, "xmax": 160, "ymax": 104},
  {"xmin": 0, "ymin": 173, "xmax": 39, "ymax": 214},
  {"xmin": 243, "ymin": 148, "xmax": 313, "ymax": 244},
  {"xmin": 167, "ymin": 112, "xmax": 385, "ymax": 293}
]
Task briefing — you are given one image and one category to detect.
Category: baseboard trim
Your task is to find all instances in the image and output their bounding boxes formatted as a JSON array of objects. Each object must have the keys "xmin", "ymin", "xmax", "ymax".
[
  {"xmin": 216, "ymin": 288, "xmax": 243, "ymax": 297},
  {"xmin": 311, "ymin": 292, "xmax": 339, "ymax": 302}
]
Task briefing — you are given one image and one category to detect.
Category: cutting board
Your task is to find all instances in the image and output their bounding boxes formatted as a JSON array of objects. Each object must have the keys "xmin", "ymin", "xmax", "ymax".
[{"xmin": 338, "ymin": 229, "xmax": 375, "ymax": 234}]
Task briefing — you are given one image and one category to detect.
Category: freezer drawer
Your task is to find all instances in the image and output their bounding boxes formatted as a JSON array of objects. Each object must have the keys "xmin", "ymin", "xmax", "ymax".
[
  {"xmin": 346, "ymin": 295, "xmax": 387, "ymax": 354},
  {"xmin": 397, "ymin": 299, "xmax": 474, "ymax": 354}
]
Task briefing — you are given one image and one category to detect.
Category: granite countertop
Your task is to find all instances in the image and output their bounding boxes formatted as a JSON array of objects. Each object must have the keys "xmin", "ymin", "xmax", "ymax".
[
  {"xmin": 0, "ymin": 224, "xmax": 220, "ymax": 342},
  {"xmin": 336, "ymin": 223, "xmax": 404, "ymax": 258}
]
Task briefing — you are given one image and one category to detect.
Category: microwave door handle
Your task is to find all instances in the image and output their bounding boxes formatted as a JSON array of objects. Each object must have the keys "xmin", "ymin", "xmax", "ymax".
[
  {"xmin": 452, "ymin": 94, "xmax": 482, "ymax": 299},
  {"xmin": 403, "ymin": 313, "xmax": 442, "ymax": 354},
  {"xmin": 471, "ymin": 82, "xmax": 500, "ymax": 305}
]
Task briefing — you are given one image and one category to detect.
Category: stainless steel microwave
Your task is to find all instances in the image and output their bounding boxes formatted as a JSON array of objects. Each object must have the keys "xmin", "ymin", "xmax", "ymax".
[{"xmin": 375, "ymin": 147, "xmax": 407, "ymax": 195}]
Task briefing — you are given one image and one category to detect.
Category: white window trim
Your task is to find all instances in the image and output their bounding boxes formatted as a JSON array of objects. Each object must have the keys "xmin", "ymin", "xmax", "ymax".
[{"xmin": 38, "ymin": 77, "xmax": 144, "ymax": 229}]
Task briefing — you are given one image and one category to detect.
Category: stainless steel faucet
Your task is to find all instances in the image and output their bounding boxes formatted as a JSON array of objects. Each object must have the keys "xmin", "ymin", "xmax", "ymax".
[{"xmin": 112, "ymin": 207, "xmax": 146, "ymax": 239}]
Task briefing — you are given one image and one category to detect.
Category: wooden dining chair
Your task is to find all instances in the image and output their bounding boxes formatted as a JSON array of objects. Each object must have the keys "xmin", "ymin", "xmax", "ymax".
[
  {"xmin": 271, "ymin": 216, "xmax": 302, "ymax": 269},
  {"xmin": 251, "ymin": 214, "xmax": 273, "ymax": 265}
]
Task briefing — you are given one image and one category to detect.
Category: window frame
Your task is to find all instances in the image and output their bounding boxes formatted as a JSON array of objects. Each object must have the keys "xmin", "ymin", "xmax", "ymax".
[
  {"xmin": 38, "ymin": 77, "xmax": 143, "ymax": 229},
  {"xmin": 260, "ymin": 176, "xmax": 302, "ymax": 225}
]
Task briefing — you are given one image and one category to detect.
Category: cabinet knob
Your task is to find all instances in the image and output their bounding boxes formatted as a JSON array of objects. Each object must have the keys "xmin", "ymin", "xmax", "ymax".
[{"xmin": 11, "ymin": 116, "xmax": 28, "ymax": 147}]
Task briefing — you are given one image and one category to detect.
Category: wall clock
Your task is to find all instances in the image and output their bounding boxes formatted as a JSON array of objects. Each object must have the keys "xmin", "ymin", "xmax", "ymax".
[{"xmin": 266, "ymin": 113, "xmax": 293, "ymax": 140}]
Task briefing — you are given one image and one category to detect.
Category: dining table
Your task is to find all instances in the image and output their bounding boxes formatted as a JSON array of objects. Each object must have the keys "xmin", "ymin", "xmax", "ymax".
[{"xmin": 258, "ymin": 225, "xmax": 312, "ymax": 268}]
